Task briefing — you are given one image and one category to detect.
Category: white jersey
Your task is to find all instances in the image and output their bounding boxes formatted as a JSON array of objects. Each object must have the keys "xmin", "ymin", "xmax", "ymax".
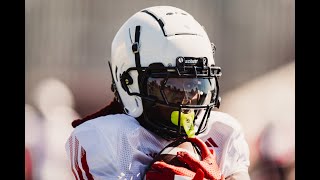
[{"xmin": 65, "ymin": 111, "xmax": 250, "ymax": 180}]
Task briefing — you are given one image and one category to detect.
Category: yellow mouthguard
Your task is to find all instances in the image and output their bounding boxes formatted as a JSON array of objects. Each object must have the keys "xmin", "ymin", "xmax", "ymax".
[{"xmin": 171, "ymin": 111, "xmax": 195, "ymax": 138}]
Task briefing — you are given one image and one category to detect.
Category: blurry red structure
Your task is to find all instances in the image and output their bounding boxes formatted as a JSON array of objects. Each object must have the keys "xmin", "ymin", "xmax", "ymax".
[{"xmin": 25, "ymin": 147, "xmax": 32, "ymax": 180}]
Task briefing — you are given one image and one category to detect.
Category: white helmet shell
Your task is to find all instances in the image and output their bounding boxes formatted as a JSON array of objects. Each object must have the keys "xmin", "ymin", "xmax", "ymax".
[{"xmin": 110, "ymin": 6, "xmax": 216, "ymax": 117}]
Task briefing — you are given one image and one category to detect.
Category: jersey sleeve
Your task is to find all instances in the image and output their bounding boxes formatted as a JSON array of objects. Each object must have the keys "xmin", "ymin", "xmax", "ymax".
[{"xmin": 65, "ymin": 120, "xmax": 121, "ymax": 180}]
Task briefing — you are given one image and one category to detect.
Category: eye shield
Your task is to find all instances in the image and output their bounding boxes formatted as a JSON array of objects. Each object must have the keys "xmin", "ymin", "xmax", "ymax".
[{"xmin": 146, "ymin": 77, "xmax": 216, "ymax": 106}]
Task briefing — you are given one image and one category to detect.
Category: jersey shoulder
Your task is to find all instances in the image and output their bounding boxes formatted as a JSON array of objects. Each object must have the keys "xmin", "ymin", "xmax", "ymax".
[
  {"xmin": 208, "ymin": 110, "xmax": 243, "ymax": 132},
  {"xmin": 72, "ymin": 113, "xmax": 141, "ymax": 137},
  {"xmin": 207, "ymin": 111, "xmax": 250, "ymax": 177},
  {"xmin": 198, "ymin": 110, "xmax": 245, "ymax": 151},
  {"xmin": 66, "ymin": 113, "xmax": 141, "ymax": 153},
  {"xmin": 65, "ymin": 114, "xmax": 143, "ymax": 179},
  {"xmin": 65, "ymin": 113, "xmax": 142, "ymax": 164}
]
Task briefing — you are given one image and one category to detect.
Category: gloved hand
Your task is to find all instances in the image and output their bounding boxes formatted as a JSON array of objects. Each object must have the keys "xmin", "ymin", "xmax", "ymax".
[{"xmin": 145, "ymin": 137, "xmax": 225, "ymax": 180}]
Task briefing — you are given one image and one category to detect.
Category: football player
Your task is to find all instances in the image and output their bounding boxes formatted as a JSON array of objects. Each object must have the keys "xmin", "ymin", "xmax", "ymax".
[{"xmin": 65, "ymin": 6, "xmax": 250, "ymax": 180}]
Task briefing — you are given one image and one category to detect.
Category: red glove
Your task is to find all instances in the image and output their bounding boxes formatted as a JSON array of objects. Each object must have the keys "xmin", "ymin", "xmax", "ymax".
[{"xmin": 145, "ymin": 137, "xmax": 225, "ymax": 180}]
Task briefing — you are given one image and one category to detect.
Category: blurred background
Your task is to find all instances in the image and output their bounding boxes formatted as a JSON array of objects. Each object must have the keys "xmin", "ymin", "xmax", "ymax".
[{"xmin": 25, "ymin": 0, "xmax": 295, "ymax": 179}]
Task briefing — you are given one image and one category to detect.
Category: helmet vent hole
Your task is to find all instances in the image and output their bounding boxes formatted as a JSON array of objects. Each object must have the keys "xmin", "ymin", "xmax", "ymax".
[
  {"xmin": 115, "ymin": 66, "xmax": 118, "ymax": 81},
  {"xmin": 166, "ymin": 12, "xmax": 173, "ymax": 15},
  {"xmin": 135, "ymin": 98, "xmax": 139, "ymax": 107},
  {"xmin": 124, "ymin": 108, "xmax": 129, "ymax": 114}
]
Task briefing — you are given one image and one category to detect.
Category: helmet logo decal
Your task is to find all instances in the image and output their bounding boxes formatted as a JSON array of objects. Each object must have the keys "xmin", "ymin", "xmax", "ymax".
[
  {"xmin": 177, "ymin": 56, "xmax": 185, "ymax": 63},
  {"xmin": 176, "ymin": 56, "xmax": 208, "ymax": 68},
  {"xmin": 185, "ymin": 59, "xmax": 198, "ymax": 64}
]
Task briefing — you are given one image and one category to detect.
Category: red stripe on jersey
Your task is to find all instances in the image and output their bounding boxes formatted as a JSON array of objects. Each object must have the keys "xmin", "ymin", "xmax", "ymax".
[
  {"xmin": 69, "ymin": 137, "xmax": 79, "ymax": 180},
  {"xmin": 75, "ymin": 138, "xmax": 84, "ymax": 180},
  {"xmin": 208, "ymin": 137, "xmax": 218, "ymax": 147},
  {"xmin": 205, "ymin": 141, "xmax": 212, "ymax": 147},
  {"xmin": 81, "ymin": 147, "xmax": 94, "ymax": 180}
]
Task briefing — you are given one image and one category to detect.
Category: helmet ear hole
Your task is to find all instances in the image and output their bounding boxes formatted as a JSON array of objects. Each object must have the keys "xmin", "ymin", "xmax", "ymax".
[{"xmin": 120, "ymin": 71, "xmax": 134, "ymax": 92}]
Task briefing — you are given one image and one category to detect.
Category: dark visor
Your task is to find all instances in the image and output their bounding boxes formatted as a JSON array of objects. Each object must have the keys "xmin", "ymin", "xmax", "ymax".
[{"xmin": 146, "ymin": 77, "xmax": 216, "ymax": 106}]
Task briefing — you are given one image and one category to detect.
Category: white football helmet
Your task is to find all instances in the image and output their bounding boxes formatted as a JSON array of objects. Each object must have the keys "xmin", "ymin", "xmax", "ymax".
[{"xmin": 109, "ymin": 6, "xmax": 221, "ymax": 140}]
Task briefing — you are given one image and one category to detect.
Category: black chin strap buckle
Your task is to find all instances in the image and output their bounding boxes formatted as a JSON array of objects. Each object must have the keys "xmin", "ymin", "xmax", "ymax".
[{"xmin": 132, "ymin": 42, "xmax": 140, "ymax": 53}]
